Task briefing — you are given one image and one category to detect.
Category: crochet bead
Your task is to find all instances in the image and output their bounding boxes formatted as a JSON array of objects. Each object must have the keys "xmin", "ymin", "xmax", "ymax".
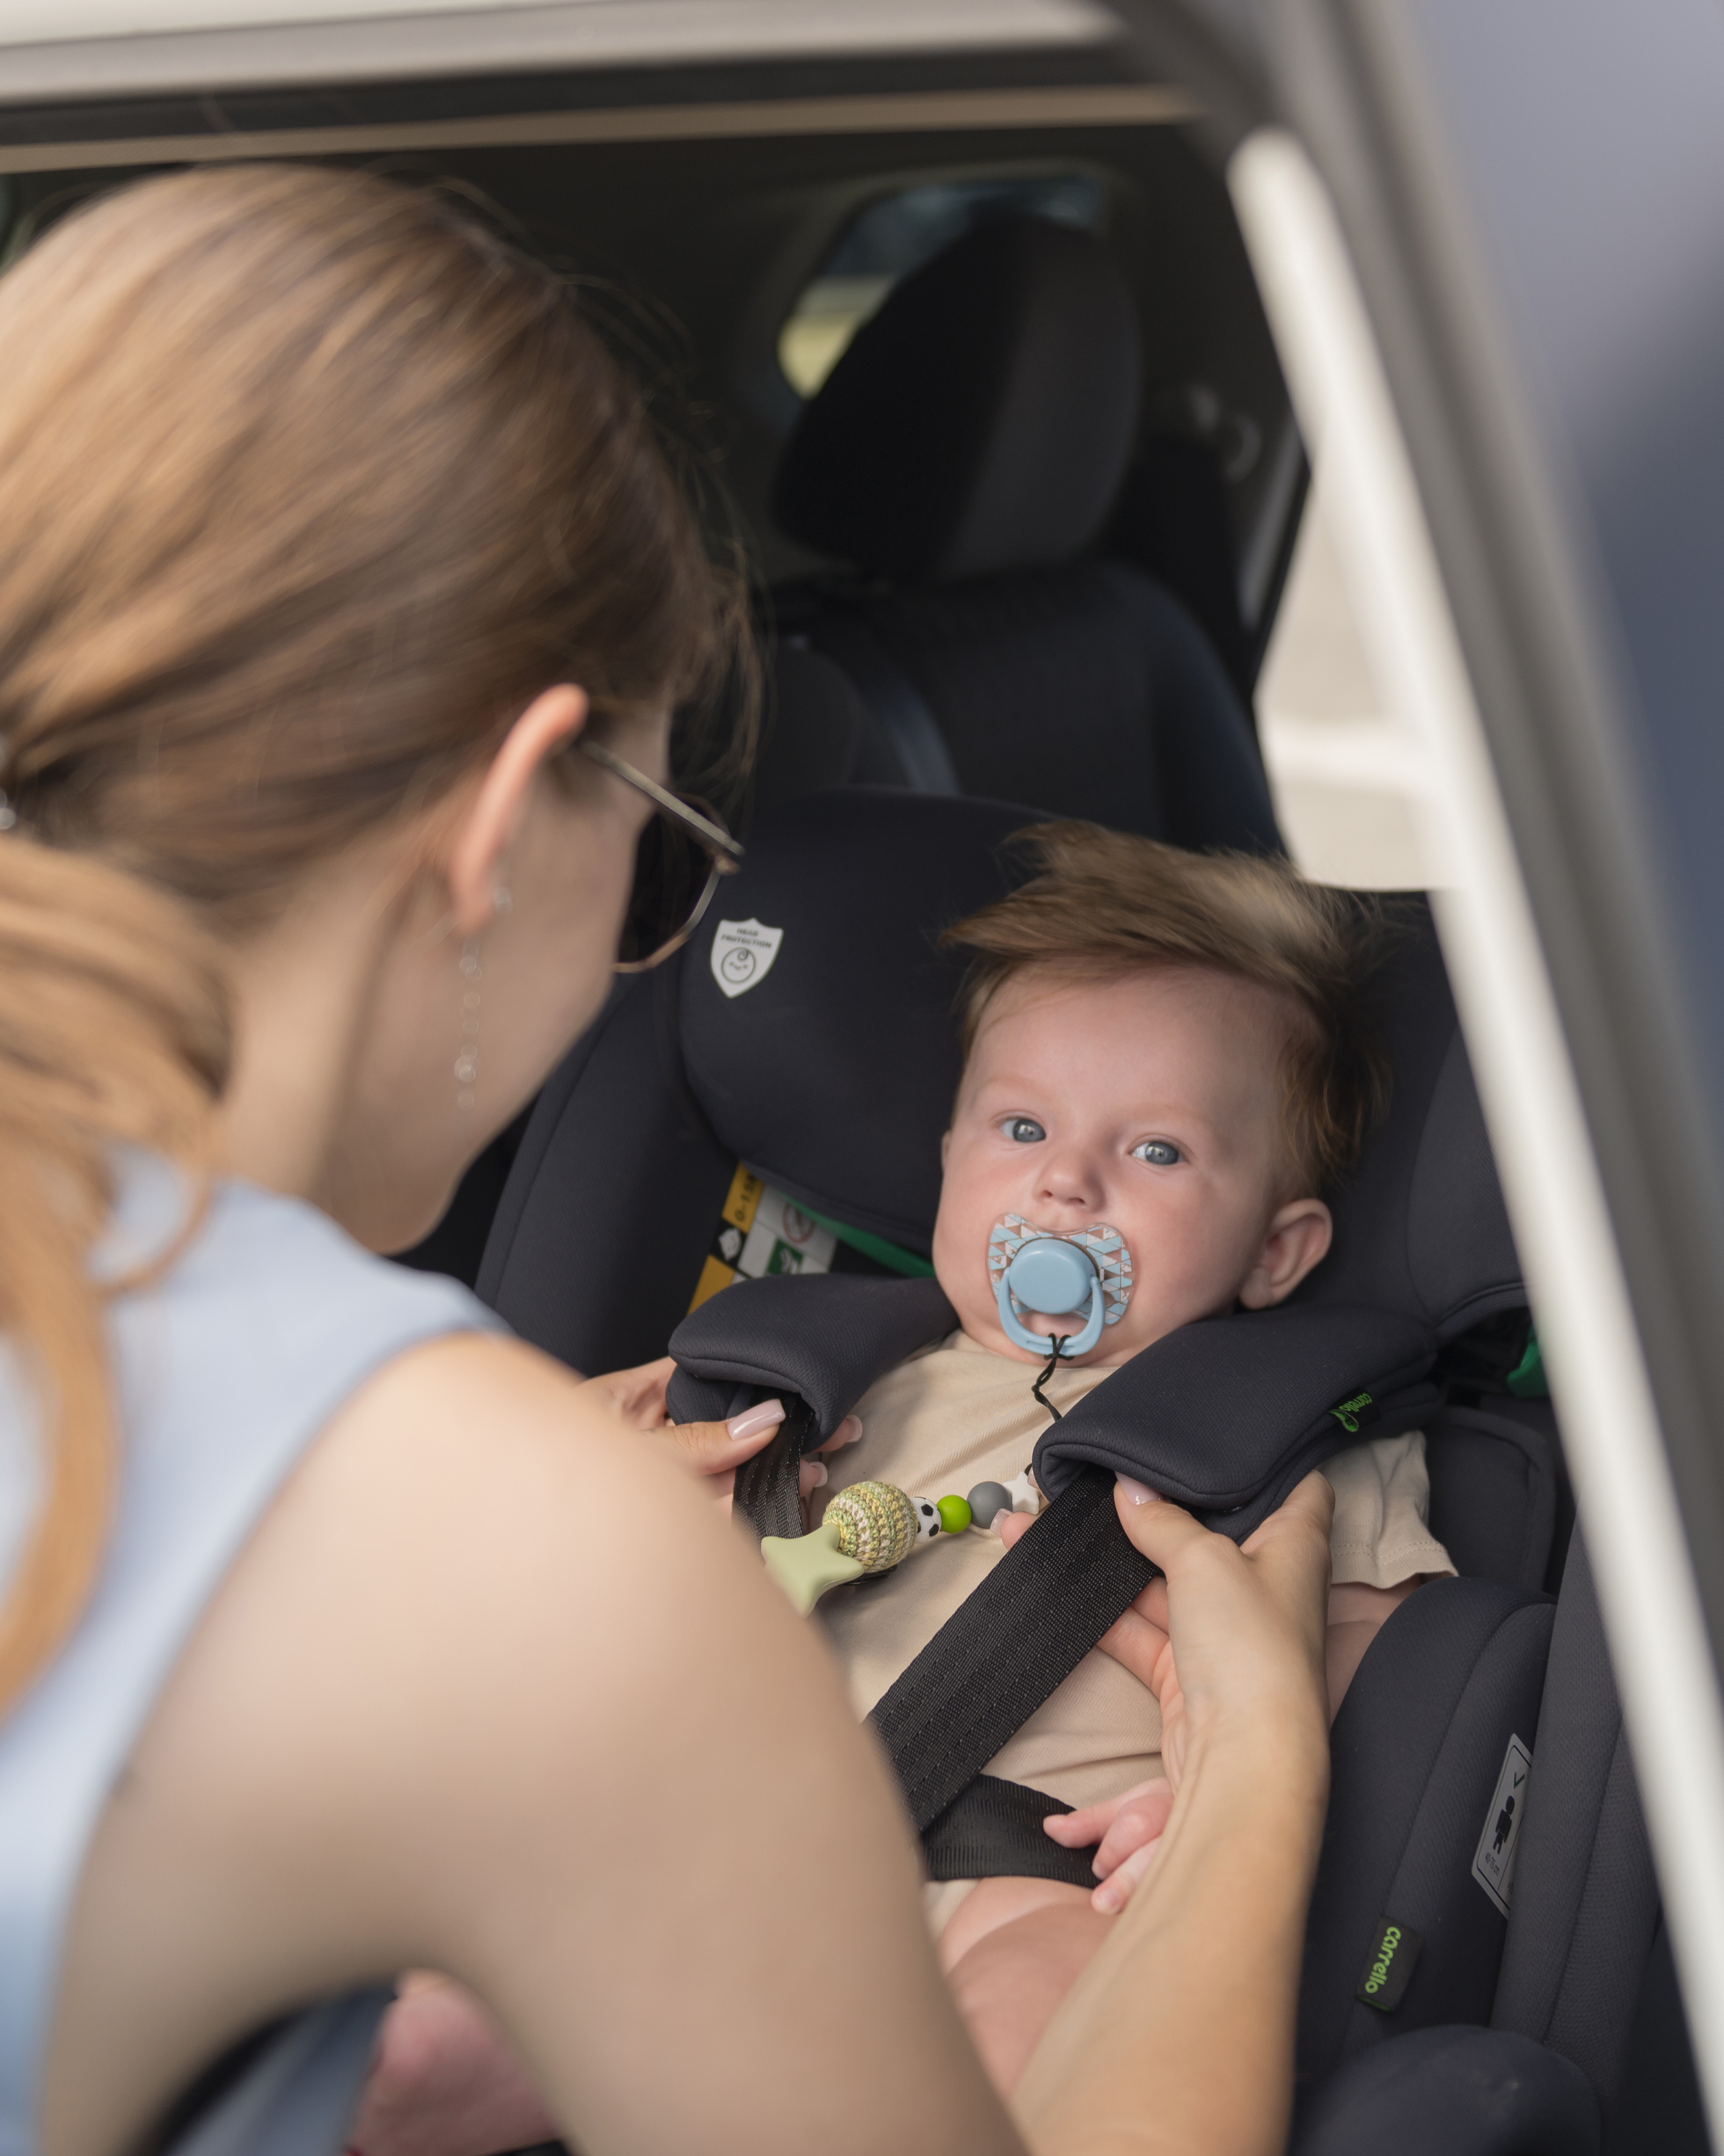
[
  {"xmin": 826, "ymin": 1481, "xmax": 919, "ymax": 1572},
  {"xmin": 936, "ymin": 1494, "xmax": 973, "ymax": 1535},
  {"xmin": 967, "ymin": 1481, "xmax": 1012, "ymax": 1531}
]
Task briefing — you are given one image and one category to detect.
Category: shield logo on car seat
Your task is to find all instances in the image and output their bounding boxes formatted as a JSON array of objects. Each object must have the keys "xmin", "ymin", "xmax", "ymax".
[{"xmin": 711, "ymin": 919, "xmax": 784, "ymax": 999}]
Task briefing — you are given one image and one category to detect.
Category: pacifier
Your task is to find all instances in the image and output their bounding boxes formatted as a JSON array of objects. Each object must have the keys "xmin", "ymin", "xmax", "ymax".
[{"xmin": 987, "ymin": 1216, "xmax": 1134, "ymax": 1358}]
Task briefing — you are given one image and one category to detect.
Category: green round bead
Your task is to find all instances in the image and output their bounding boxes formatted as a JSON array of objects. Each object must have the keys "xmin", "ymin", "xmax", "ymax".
[{"xmin": 936, "ymin": 1494, "xmax": 973, "ymax": 1535}]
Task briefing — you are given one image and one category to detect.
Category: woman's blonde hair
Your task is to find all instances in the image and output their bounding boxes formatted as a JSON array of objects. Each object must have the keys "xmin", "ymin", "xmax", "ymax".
[
  {"xmin": 0, "ymin": 162, "xmax": 744, "ymax": 1713},
  {"xmin": 940, "ymin": 824, "xmax": 1393, "ymax": 1196}
]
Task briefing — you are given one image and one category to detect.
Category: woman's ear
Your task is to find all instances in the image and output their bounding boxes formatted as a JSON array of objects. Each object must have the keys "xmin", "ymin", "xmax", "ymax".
[
  {"xmin": 446, "ymin": 684, "xmax": 588, "ymax": 936},
  {"xmin": 1237, "ymin": 1198, "xmax": 1333, "ymax": 1310}
]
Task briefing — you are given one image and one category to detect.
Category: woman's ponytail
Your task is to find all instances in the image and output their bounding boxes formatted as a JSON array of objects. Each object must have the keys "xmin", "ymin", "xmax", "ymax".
[
  {"xmin": 0, "ymin": 160, "xmax": 743, "ymax": 1713},
  {"xmin": 0, "ymin": 837, "xmax": 229, "ymax": 1713}
]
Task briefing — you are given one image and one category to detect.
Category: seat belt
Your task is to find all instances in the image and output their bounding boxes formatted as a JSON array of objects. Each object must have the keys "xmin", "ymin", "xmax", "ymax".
[{"xmin": 868, "ymin": 1466, "xmax": 1156, "ymax": 1832}]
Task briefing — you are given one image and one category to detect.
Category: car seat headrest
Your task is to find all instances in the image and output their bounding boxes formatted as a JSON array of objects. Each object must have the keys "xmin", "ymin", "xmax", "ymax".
[
  {"xmin": 680, "ymin": 789, "xmax": 1522, "ymax": 1341},
  {"xmin": 773, "ymin": 217, "xmax": 1141, "ymax": 584},
  {"xmin": 682, "ymin": 789, "xmax": 1029, "ymax": 1250}
]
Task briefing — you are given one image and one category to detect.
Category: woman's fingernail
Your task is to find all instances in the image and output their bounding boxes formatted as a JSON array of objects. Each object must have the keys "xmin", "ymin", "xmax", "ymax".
[
  {"xmin": 1116, "ymin": 1475, "xmax": 1160, "ymax": 1506},
  {"xmin": 836, "ymin": 1415, "xmax": 863, "ymax": 1445},
  {"xmin": 800, "ymin": 1461, "xmax": 829, "ymax": 1490},
  {"xmin": 1092, "ymin": 1882, "xmax": 1124, "ymax": 1914},
  {"xmin": 727, "ymin": 1399, "xmax": 786, "ymax": 1441}
]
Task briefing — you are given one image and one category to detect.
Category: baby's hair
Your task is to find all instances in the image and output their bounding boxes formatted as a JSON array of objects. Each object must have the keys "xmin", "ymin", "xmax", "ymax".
[{"xmin": 939, "ymin": 824, "xmax": 1394, "ymax": 1197}]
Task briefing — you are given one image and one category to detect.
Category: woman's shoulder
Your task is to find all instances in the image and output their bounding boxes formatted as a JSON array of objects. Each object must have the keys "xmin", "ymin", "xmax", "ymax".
[
  {"xmin": 110, "ymin": 1154, "xmax": 499, "ymax": 1362},
  {"xmin": 99, "ymin": 1157, "xmax": 509, "ymax": 1517}
]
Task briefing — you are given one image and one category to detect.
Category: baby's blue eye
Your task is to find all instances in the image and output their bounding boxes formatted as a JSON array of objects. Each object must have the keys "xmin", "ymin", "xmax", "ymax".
[
  {"xmin": 1133, "ymin": 1139, "xmax": 1181, "ymax": 1167},
  {"xmin": 1002, "ymin": 1117, "xmax": 1046, "ymax": 1144}
]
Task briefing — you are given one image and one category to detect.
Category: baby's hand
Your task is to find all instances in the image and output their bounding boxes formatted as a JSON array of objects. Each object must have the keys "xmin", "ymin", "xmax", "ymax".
[{"xmin": 1043, "ymin": 1777, "xmax": 1175, "ymax": 1915}]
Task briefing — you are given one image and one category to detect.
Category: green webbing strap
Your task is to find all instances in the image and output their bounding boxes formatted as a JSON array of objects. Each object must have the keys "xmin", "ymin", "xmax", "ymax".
[{"xmin": 802, "ymin": 1207, "xmax": 935, "ymax": 1280}]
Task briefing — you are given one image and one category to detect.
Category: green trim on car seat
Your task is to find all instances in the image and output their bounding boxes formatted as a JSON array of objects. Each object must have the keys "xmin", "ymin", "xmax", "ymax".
[
  {"xmin": 803, "ymin": 1207, "xmax": 936, "ymax": 1280},
  {"xmin": 1507, "ymin": 1326, "xmax": 1548, "ymax": 1399}
]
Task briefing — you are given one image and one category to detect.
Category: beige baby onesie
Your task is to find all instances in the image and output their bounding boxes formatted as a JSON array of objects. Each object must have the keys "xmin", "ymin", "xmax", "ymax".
[{"xmin": 812, "ymin": 1329, "xmax": 1455, "ymax": 1927}]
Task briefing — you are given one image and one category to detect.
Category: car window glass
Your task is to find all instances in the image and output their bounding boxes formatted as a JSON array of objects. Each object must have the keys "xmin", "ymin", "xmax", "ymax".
[{"xmin": 777, "ymin": 172, "xmax": 1105, "ymax": 398}]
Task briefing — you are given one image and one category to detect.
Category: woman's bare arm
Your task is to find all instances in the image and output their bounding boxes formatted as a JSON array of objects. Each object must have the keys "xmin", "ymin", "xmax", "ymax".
[
  {"xmin": 45, "ymin": 1332, "xmax": 1015, "ymax": 2156},
  {"xmin": 1014, "ymin": 1477, "xmax": 1334, "ymax": 2156}
]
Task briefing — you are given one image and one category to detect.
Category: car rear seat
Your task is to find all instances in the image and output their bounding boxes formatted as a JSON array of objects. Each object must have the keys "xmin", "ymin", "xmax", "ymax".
[{"xmin": 757, "ymin": 215, "xmax": 1282, "ymax": 851}]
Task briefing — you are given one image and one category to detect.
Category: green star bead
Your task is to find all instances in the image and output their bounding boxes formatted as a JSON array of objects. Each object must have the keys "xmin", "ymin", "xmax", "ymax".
[{"xmin": 936, "ymin": 1494, "xmax": 973, "ymax": 1535}]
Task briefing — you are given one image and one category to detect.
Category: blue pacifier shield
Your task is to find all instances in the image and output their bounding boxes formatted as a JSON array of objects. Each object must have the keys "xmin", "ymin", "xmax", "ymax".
[
  {"xmin": 1006, "ymin": 1237, "xmax": 1096, "ymax": 1316},
  {"xmin": 994, "ymin": 1235, "xmax": 1105, "ymax": 1357}
]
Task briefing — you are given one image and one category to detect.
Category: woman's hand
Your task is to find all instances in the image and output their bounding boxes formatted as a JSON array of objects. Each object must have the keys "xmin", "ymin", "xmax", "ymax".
[
  {"xmin": 574, "ymin": 1357, "xmax": 787, "ymax": 1512},
  {"xmin": 1039, "ymin": 1474, "xmax": 1333, "ymax": 1914}
]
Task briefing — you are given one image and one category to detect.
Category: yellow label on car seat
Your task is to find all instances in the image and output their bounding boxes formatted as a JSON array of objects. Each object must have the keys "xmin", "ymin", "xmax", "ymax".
[
  {"xmin": 722, "ymin": 1163, "xmax": 764, "ymax": 1234},
  {"xmin": 688, "ymin": 1163, "xmax": 838, "ymax": 1313}
]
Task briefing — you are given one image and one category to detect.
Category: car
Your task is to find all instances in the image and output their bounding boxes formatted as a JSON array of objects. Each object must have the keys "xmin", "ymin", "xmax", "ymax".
[{"xmin": 3, "ymin": 3, "xmax": 1718, "ymax": 2150}]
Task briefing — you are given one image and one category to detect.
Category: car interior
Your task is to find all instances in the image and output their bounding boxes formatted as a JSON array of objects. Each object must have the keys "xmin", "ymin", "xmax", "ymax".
[{"xmin": 0, "ymin": 77, "xmax": 1705, "ymax": 2156}]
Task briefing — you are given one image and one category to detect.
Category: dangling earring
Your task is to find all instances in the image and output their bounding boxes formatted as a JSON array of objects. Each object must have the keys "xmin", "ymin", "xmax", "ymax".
[{"xmin": 455, "ymin": 937, "xmax": 482, "ymax": 1110}]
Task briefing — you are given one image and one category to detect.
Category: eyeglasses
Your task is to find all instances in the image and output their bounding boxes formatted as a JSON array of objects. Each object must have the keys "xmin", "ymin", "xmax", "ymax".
[{"xmin": 576, "ymin": 737, "xmax": 743, "ymax": 973}]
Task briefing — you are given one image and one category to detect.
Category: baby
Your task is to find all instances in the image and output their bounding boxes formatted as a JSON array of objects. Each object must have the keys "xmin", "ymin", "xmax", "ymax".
[
  {"xmin": 802, "ymin": 824, "xmax": 1453, "ymax": 2091},
  {"xmin": 352, "ymin": 826, "xmax": 1454, "ymax": 2152}
]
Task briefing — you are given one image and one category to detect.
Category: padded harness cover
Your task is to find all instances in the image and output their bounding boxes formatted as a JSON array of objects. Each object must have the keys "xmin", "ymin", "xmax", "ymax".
[{"xmin": 669, "ymin": 1274, "xmax": 1441, "ymax": 1541}]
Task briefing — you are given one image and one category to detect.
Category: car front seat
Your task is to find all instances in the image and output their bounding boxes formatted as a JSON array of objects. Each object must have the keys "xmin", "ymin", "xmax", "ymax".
[{"xmin": 765, "ymin": 215, "xmax": 1281, "ymax": 853}]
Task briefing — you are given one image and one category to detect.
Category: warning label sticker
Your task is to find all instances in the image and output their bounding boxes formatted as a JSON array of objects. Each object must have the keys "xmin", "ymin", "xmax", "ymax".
[{"xmin": 1472, "ymin": 1733, "xmax": 1532, "ymax": 1917}]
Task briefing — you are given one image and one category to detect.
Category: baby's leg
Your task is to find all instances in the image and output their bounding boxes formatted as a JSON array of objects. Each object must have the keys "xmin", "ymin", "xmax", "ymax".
[
  {"xmin": 938, "ymin": 1878, "xmax": 1114, "ymax": 2096},
  {"xmin": 348, "ymin": 1972, "xmax": 557, "ymax": 2156}
]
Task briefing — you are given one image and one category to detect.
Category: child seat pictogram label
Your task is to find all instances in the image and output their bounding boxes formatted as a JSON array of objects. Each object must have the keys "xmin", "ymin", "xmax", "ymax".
[{"xmin": 1472, "ymin": 1733, "xmax": 1532, "ymax": 1916}]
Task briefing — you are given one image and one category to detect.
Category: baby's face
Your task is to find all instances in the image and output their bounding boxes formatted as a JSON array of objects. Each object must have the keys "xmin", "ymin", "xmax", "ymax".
[{"xmin": 932, "ymin": 966, "xmax": 1332, "ymax": 1366}]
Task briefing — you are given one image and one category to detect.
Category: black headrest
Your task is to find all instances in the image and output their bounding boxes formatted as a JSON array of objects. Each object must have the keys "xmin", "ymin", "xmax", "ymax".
[
  {"xmin": 773, "ymin": 217, "xmax": 1141, "ymax": 584},
  {"xmin": 681, "ymin": 788, "xmax": 1521, "ymax": 1343}
]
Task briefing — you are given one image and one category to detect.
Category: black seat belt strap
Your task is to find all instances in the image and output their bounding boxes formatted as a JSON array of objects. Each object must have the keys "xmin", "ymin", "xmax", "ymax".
[
  {"xmin": 732, "ymin": 1397, "xmax": 816, "ymax": 1542},
  {"xmin": 868, "ymin": 1467, "xmax": 1156, "ymax": 1831}
]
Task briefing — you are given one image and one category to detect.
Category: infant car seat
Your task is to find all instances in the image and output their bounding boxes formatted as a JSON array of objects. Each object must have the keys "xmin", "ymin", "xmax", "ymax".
[
  {"xmin": 761, "ymin": 217, "xmax": 1282, "ymax": 854},
  {"xmin": 477, "ymin": 789, "xmax": 1666, "ymax": 2152}
]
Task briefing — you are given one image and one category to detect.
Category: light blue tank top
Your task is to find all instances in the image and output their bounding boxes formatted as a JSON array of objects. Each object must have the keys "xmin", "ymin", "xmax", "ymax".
[{"xmin": 0, "ymin": 1157, "xmax": 502, "ymax": 2155}]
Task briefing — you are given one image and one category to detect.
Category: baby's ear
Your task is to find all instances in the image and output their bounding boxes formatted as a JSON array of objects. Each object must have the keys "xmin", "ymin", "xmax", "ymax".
[{"xmin": 1238, "ymin": 1198, "xmax": 1333, "ymax": 1310}]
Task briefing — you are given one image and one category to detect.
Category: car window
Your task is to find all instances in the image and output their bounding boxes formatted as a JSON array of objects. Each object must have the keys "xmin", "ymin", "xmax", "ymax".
[{"xmin": 777, "ymin": 171, "xmax": 1105, "ymax": 398}]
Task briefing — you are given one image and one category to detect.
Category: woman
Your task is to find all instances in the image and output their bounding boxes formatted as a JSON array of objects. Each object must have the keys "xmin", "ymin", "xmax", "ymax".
[{"xmin": 0, "ymin": 163, "xmax": 1331, "ymax": 2156}]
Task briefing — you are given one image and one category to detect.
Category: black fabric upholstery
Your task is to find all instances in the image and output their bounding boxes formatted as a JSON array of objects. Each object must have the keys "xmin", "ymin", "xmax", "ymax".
[
  {"xmin": 749, "ymin": 644, "xmax": 870, "ymax": 824},
  {"xmin": 775, "ymin": 218, "xmax": 1139, "ymax": 584},
  {"xmin": 800, "ymin": 560, "xmax": 1279, "ymax": 849},
  {"xmin": 1426, "ymin": 1402, "xmax": 1561, "ymax": 1592},
  {"xmin": 477, "ymin": 964, "xmax": 734, "ymax": 1374},
  {"xmin": 1493, "ymin": 1540, "xmax": 1661, "ymax": 2111},
  {"xmin": 1294, "ymin": 2027, "xmax": 1600, "ymax": 2156},
  {"xmin": 1294, "ymin": 917, "xmax": 1521, "ymax": 1336},
  {"xmin": 1299, "ymin": 1580, "xmax": 1555, "ymax": 2084},
  {"xmin": 1107, "ymin": 433, "xmax": 1256, "ymax": 698},
  {"xmin": 766, "ymin": 213, "xmax": 1280, "ymax": 853}
]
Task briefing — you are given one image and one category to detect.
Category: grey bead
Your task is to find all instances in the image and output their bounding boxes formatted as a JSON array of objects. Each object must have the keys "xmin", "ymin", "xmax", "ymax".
[{"xmin": 967, "ymin": 1481, "xmax": 1012, "ymax": 1530}]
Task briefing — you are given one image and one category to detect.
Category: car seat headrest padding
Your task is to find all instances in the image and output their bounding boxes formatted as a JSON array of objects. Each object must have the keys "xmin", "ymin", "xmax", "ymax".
[{"xmin": 774, "ymin": 218, "xmax": 1141, "ymax": 583}]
